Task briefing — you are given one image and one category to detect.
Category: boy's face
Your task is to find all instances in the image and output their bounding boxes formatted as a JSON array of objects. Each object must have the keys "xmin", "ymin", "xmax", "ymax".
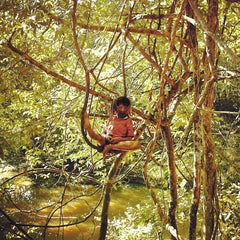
[{"xmin": 116, "ymin": 104, "xmax": 128, "ymax": 114}]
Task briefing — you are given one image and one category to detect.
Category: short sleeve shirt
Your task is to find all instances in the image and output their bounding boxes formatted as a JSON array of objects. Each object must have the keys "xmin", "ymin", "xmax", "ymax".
[{"xmin": 102, "ymin": 115, "xmax": 134, "ymax": 138}]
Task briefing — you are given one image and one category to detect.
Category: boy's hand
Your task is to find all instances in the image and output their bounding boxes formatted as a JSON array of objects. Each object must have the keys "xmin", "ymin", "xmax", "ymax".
[
  {"xmin": 106, "ymin": 136, "xmax": 120, "ymax": 144},
  {"xmin": 109, "ymin": 137, "xmax": 120, "ymax": 144},
  {"xmin": 105, "ymin": 136, "xmax": 113, "ymax": 142},
  {"xmin": 106, "ymin": 136, "xmax": 133, "ymax": 144}
]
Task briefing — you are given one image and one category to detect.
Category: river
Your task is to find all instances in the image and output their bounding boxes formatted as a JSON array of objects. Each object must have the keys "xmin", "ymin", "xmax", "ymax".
[{"xmin": 1, "ymin": 167, "xmax": 169, "ymax": 240}]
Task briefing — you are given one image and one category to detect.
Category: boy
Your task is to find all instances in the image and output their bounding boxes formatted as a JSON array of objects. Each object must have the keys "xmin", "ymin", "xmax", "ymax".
[{"xmin": 84, "ymin": 96, "xmax": 141, "ymax": 157}]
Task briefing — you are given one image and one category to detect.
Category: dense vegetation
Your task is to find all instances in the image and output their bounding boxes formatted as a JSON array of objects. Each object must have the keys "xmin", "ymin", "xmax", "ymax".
[{"xmin": 0, "ymin": 0, "xmax": 239, "ymax": 239}]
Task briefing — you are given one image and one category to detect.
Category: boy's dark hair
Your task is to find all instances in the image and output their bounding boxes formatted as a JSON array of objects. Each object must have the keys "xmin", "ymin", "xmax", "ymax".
[
  {"xmin": 111, "ymin": 96, "xmax": 131, "ymax": 115},
  {"xmin": 116, "ymin": 96, "xmax": 131, "ymax": 107}
]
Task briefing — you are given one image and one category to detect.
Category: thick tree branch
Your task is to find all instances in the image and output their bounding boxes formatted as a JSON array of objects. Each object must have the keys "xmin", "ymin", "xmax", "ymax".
[
  {"xmin": 6, "ymin": 40, "xmax": 108, "ymax": 100},
  {"xmin": 72, "ymin": 0, "xmax": 88, "ymax": 72},
  {"xmin": 5, "ymin": 40, "xmax": 153, "ymax": 123},
  {"xmin": 161, "ymin": 0, "xmax": 188, "ymax": 88},
  {"xmin": 123, "ymin": 29, "xmax": 175, "ymax": 86},
  {"xmin": 130, "ymin": 13, "xmax": 177, "ymax": 23},
  {"xmin": 181, "ymin": 77, "xmax": 215, "ymax": 146},
  {"xmin": 186, "ymin": 0, "xmax": 240, "ymax": 65},
  {"xmin": 78, "ymin": 23, "xmax": 190, "ymax": 46},
  {"xmin": 38, "ymin": 7, "xmax": 190, "ymax": 46}
]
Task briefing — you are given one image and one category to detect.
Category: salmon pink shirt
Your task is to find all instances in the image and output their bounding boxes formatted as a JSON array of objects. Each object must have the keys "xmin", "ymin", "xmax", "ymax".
[{"xmin": 102, "ymin": 115, "xmax": 134, "ymax": 138}]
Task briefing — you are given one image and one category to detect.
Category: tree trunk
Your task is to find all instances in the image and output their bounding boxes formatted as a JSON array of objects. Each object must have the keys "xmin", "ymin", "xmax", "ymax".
[
  {"xmin": 98, "ymin": 124, "xmax": 146, "ymax": 240},
  {"xmin": 202, "ymin": 100, "xmax": 216, "ymax": 240},
  {"xmin": 98, "ymin": 157, "xmax": 124, "ymax": 240},
  {"xmin": 186, "ymin": 2, "xmax": 202, "ymax": 239},
  {"xmin": 161, "ymin": 123, "xmax": 178, "ymax": 239},
  {"xmin": 202, "ymin": 1, "xmax": 218, "ymax": 239},
  {"xmin": 189, "ymin": 99, "xmax": 202, "ymax": 240}
]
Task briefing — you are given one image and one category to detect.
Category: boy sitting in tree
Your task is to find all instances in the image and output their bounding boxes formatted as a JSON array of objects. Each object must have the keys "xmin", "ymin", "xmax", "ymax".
[{"xmin": 84, "ymin": 96, "xmax": 141, "ymax": 157}]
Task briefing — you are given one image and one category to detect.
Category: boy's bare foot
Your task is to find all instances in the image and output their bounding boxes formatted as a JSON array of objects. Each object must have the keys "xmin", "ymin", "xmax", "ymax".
[{"xmin": 83, "ymin": 111, "xmax": 91, "ymax": 130}]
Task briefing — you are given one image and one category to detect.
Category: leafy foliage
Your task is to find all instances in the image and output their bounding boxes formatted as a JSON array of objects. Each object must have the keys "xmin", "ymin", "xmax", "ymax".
[{"xmin": 0, "ymin": 0, "xmax": 240, "ymax": 239}]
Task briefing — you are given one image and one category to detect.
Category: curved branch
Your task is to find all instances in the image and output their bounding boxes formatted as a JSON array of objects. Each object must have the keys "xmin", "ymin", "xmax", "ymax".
[{"xmin": 72, "ymin": 0, "xmax": 100, "ymax": 151}]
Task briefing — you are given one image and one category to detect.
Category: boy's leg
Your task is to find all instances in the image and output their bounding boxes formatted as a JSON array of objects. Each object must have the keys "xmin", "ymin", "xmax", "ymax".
[
  {"xmin": 83, "ymin": 112, "xmax": 106, "ymax": 145},
  {"xmin": 102, "ymin": 140, "xmax": 141, "ymax": 157}
]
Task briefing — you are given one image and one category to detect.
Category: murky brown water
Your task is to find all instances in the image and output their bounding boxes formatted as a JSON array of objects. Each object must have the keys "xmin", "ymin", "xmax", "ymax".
[{"xmin": 1, "ymin": 168, "xmax": 153, "ymax": 240}]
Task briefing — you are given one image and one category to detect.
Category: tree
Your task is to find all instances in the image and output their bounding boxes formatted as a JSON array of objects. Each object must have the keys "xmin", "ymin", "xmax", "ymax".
[{"xmin": 0, "ymin": 0, "xmax": 240, "ymax": 239}]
